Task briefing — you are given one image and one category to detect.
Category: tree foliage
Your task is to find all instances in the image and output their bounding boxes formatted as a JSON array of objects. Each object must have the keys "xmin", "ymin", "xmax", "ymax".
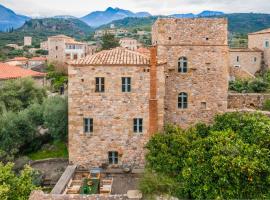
[
  {"xmin": 143, "ymin": 112, "xmax": 270, "ymax": 199},
  {"xmin": 0, "ymin": 162, "xmax": 39, "ymax": 200},
  {"xmin": 101, "ymin": 33, "xmax": 119, "ymax": 50},
  {"xmin": 0, "ymin": 78, "xmax": 46, "ymax": 114}
]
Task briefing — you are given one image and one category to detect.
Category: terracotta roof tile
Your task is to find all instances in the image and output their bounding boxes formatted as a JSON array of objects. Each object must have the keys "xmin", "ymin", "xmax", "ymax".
[
  {"xmin": 11, "ymin": 57, "xmax": 28, "ymax": 61},
  {"xmin": 72, "ymin": 47, "xmax": 151, "ymax": 66},
  {"xmin": 0, "ymin": 63, "xmax": 46, "ymax": 80}
]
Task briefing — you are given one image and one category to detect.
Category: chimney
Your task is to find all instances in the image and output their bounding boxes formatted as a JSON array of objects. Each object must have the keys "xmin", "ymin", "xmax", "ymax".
[{"xmin": 149, "ymin": 46, "xmax": 158, "ymax": 135}]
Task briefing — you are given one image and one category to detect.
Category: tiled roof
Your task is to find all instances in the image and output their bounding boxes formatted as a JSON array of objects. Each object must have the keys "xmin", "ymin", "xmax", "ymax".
[
  {"xmin": 0, "ymin": 63, "xmax": 46, "ymax": 80},
  {"xmin": 11, "ymin": 57, "xmax": 28, "ymax": 61},
  {"xmin": 72, "ymin": 47, "xmax": 151, "ymax": 66},
  {"xmin": 249, "ymin": 28, "xmax": 270, "ymax": 35},
  {"xmin": 137, "ymin": 47, "xmax": 151, "ymax": 56}
]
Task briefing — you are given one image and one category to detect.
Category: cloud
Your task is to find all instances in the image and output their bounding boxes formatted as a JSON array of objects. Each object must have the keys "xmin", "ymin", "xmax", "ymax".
[{"xmin": 1, "ymin": 0, "xmax": 270, "ymax": 17}]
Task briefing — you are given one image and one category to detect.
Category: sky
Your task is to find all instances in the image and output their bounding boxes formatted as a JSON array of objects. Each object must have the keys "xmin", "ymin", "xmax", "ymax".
[{"xmin": 1, "ymin": 0, "xmax": 270, "ymax": 18}]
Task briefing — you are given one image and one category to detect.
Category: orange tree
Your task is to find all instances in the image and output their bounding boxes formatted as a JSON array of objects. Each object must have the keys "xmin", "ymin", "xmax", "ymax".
[{"xmin": 142, "ymin": 112, "xmax": 270, "ymax": 199}]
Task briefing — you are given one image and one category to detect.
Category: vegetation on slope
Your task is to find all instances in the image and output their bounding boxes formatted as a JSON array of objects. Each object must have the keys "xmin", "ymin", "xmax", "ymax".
[{"xmin": 0, "ymin": 18, "xmax": 94, "ymax": 47}]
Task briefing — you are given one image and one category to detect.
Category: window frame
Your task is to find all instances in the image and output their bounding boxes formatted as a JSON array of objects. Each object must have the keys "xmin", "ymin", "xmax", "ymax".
[
  {"xmin": 122, "ymin": 77, "xmax": 131, "ymax": 92},
  {"xmin": 84, "ymin": 118, "xmax": 93, "ymax": 134},
  {"xmin": 178, "ymin": 92, "xmax": 188, "ymax": 109},
  {"xmin": 95, "ymin": 77, "xmax": 105, "ymax": 93},
  {"xmin": 178, "ymin": 57, "xmax": 188, "ymax": 73},
  {"xmin": 133, "ymin": 118, "xmax": 143, "ymax": 133},
  {"xmin": 108, "ymin": 151, "xmax": 118, "ymax": 165},
  {"xmin": 265, "ymin": 40, "xmax": 269, "ymax": 48}
]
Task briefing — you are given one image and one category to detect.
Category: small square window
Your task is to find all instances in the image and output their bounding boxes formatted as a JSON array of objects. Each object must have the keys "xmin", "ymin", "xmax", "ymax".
[
  {"xmin": 108, "ymin": 151, "xmax": 118, "ymax": 164},
  {"xmin": 168, "ymin": 37, "xmax": 172, "ymax": 40},
  {"xmin": 201, "ymin": 102, "xmax": 207, "ymax": 109}
]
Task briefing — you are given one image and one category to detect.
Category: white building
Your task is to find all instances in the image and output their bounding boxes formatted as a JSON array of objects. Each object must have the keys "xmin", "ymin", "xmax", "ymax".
[{"xmin": 119, "ymin": 38, "xmax": 140, "ymax": 51}]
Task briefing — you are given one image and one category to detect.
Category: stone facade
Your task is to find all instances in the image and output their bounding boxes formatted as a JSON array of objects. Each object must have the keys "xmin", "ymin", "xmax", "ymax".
[
  {"xmin": 152, "ymin": 18, "xmax": 229, "ymax": 127},
  {"xmin": 68, "ymin": 48, "xmax": 165, "ymax": 168},
  {"xmin": 228, "ymin": 93, "xmax": 270, "ymax": 110},
  {"xmin": 24, "ymin": 36, "xmax": 32, "ymax": 46},
  {"xmin": 120, "ymin": 38, "xmax": 140, "ymax": 51},
  {"xmin": 48, "ymin": 35, "xmax": 88, "ymax": 65},
  {"xmin": 229, "ymin": 48, "xmax": 262, "ymax": 77},
  {"xmin": 248, "ymin": 30, "xmax": 270, "ymax": 68}
]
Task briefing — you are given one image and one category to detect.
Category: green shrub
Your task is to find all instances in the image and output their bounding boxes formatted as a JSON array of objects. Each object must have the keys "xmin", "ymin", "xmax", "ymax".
[{"xmin": 143, "ymin": 112, "xmax": 270, "ymax": 199}]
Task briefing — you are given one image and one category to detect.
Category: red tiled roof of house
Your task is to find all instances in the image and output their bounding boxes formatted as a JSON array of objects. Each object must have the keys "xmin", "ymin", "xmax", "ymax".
[
  {"xmin": 0, "ymin": 63, "xmax": 46, "ymax": 80},
  {"xmin": 11, "ymin": 57, "xmax": 28, "ymax": 61},
  {"xmin": 72, "ymin": 47, "xmax": 151, "ymax": 66},
  {"xmin": 29, "ymin": 57, "xmax": 47, "ymax": 61}
]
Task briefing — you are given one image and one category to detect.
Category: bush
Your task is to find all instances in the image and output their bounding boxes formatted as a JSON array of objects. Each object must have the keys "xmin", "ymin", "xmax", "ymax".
[
  {"xmin": 0, "ymin": 162, "xmax": 39, "ymax": 200},
  {"xmin": 0, "ymin": 78, "xmax": 46, "ymax": 114},
  {"xmin": 43, "ymin": 96, "xmax": 68, "ymax": 141},
  {"xmin": 143, "ymin": 112, "xmax": 270, "ymax": 199},
  {"xmin": 229, "ymin": 78, "xmax": 269, "ymax": 93}
]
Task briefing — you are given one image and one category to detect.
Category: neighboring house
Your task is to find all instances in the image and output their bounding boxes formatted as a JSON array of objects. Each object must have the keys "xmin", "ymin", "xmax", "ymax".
[
  {"xmin": 228, "ymin": 28, "xmax": 270, "ymax": 79},
  {"xmin": 119, "ymin": 38, "xmax": 139, "ymax": 51},
  {"xmin": 40, "ymin": 41, "xmax": 49, "ymax": 50},
  {"xmin": 248, "ymin": 28, "xmax": 270, "ymax": 68},
  {"xmin": 47, "ymin": 35, "xmax": 88, "ymax": 65},
  {"xmin": 94, "ymin": 28, "xmax": 129, "ymax": 38},
  {"xmin": 5, "ymin": 57, "xmax": 28, "ymax": 68},
  {"xmin": 229, "ymin": 48, "xmax": 262, "ymax": 79},
  {"xmin": 28, "ymin": 57, "xmax": 47, "ymax": 69},
  {"xmin": 24, "ymin": 36, "xmax": 32, "ymax": 46},
  {"xmin": 0, "ymin": 63, "xmax": 46, "ymax": 86},
  {"xmin": 5, "ymin": 44, "xmax": 23, "ymax": 50},
  {"xmin": 68, "ymin": 18, "xmax": 229, "ymax": 169}
]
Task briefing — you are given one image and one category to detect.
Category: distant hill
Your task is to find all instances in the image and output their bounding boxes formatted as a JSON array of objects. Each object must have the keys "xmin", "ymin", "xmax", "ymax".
[
  {"xmin": 0, "ymin": 4, "xmax": 29, "ymax": 32},
  {"xmin": 0, "ymin": 18, "xmax": 94, "ymax": 47},
  {"xmin": 81, "ymin": 7, "xmax": 151, "ymax": 27},
  {"xmin": 98, "ymin": 13, "xmax": 270, "ymax": 34},
  {"xmin": 171, "ymin": 10, "xmax": 224, "ymax": 18}
]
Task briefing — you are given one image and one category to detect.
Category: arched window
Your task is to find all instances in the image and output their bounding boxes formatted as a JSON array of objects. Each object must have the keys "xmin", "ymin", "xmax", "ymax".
[
  {"xmin": 178, "ymin": 57, "xmax": 188, "ymax": 73},
  {"xmin": 178, "ymin": 92, "xmax": 188, "ymax": 109}
]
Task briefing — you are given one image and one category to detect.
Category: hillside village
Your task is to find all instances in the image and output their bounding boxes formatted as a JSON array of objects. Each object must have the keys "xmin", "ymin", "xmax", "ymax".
[{"xmin": 1, "ymin": 2, "xmax": 270, "ymax": 200}]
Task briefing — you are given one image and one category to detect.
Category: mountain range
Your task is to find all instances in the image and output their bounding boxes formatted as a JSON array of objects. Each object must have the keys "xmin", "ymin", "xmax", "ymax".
[
  {"xmin": 80, "ymin": 7, "xmax": 151, "ymax": 27},
  {"xmin": 0, "ymin": 4, "xmax": 29, "ymax": 32},
  {"xmin": 0, "ymin": 4, "xmax": 226, "ymax": 31}
]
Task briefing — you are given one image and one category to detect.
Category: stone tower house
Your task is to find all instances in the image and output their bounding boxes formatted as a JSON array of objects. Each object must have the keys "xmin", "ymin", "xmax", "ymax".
[{"xmin": 152, "ymin": 18, "xmax": 229, "ymax": 127}]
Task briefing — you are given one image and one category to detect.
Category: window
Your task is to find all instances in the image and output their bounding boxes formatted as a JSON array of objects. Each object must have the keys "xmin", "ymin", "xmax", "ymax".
[
  {"xmin": 122, "ymin": 77, "xmax": 131, "ymax": 92},
  {"xmin": 56, "ymin": 46, "xmax": 58, "ymax": 50},
  {"xmin": 265, "ymin": 40, "xmax": 269, "ymax": 48},
  {"xmin": 178, "ymin": 57, "xmax": 188, "ymax": 73},
  {"xmin": 133, "ymin": 118, "xmax": 143, "ymax": 133},
  {"xmin": 73, "ymin": 54, "xmax": 78, "ymax": 60},
  {"xmin": 95, "ymin": 77, "xmax": 105, "ymax": 92},
  {"xmin": 236, "ymin": 56, "xmax": 240, "ymax": 62},
  {"xmin": 178, "ymin": 92, "xmax": 188, "ymax": 109},
  {"xmin": 254, "ymin": 57, "xmax": 257, "ymax": 62},
  {"xmin": 108, "ymin": 151, "xmax": 118, "ymax": 164},
  {"xmin": 201, "ymin": 102, "xmax": 207, "ymax": 109},
  {"xmin": 84, "ymin": 118, "xmax": 93, "ymax": 133}
]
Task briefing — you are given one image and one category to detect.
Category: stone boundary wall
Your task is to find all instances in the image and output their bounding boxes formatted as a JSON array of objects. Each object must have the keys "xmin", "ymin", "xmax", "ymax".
[
  {"xmin": 29, "ymin": 191, "xmax": 129, "ymax": 200},
  {"xmin": 29, "ymin": 158, "xmax": 68, "ymax": 166},
  {"xmin": 228, "ymin": 93, "xmax": 270, "ymax": 109}
]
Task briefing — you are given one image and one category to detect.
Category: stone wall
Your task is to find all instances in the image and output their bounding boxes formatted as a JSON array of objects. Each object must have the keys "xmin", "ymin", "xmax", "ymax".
[
  {"xmin": 68, "ymin": 63, "xmax": 165, "ymax": 168},
  {"xmin": 48, "ymin": 37, "xmax": 66, "ymax": 64},
  {"xmin": 29, "ymin": 191, "xmax": 129, "ymax": 200},
  {"xmin": 248, "ymin": 32, "xmax": 270, "ymax": 67},
  {"xmin": 229, "ymin": 49, "xmax": 262, "ymax": 75},
  {"xmin": 152, "ymin": 18, "xmax": 229, "ymax": 127},
  {"xmin": 229, "ymin": 66, "xmax": 254, "ymax": 80},
  {"xmin": 228, "ymin": 93, "xmax": 270, "ymax": 109}
]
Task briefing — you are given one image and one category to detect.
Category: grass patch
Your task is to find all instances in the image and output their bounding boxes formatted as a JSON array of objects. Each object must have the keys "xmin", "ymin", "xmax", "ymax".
[{"xmin": 27, "ymin": 141, "xmax": 68, "ymax": 160}]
